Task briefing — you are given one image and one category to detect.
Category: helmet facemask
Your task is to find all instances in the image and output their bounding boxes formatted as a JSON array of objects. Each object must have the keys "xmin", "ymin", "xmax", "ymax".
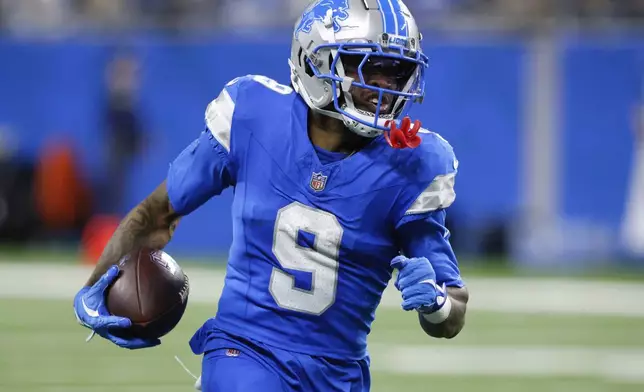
[{"xmin": 305, "ymin": 41, "xmax": 428, "ymax": 137}]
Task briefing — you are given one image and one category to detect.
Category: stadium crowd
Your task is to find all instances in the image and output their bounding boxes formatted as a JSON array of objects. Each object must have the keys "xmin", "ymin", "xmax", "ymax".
[{"xmin": 0, "ymin": 0, "xmax": 642, "ymax": 34}]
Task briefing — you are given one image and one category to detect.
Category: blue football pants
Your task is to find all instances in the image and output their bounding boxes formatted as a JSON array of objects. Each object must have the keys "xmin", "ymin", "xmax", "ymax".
[{"xmin": 199, "ymin": 329, "xmax": 371, "ymax": 392}]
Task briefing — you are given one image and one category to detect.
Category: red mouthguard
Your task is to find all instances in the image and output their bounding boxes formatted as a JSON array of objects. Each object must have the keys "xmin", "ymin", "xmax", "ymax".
[{"xmin": 384, "ymin": 117, "xmax": 422, "ymax": 149}]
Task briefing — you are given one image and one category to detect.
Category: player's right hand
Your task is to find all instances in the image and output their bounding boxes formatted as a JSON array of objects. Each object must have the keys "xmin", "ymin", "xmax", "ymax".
[{"xmin": 73, "ymin": 265, "xmax": 161, "ymax": 350}]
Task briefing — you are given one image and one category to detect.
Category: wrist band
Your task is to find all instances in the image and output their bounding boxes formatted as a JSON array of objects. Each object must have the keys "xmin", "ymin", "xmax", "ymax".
[{"xmin": 421, "ymin": 296, "xmax": 452, "ymax": 324}]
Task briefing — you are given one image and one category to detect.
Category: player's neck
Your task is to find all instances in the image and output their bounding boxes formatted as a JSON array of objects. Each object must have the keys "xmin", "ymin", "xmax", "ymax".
[{"xmin": 308, "ymin": 111, "xmax": 368, "ymax": 154}]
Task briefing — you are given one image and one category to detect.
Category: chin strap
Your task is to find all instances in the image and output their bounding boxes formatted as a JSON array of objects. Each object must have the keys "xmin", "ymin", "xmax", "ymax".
[{"xmin": 384, "ymin": 117, "xmax": 422, "ymax": 149}]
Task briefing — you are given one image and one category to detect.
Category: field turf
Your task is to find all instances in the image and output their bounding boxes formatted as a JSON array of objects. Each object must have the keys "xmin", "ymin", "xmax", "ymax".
[{"xmin": 1, "ymin": 262, "xmax": 643, "ymax": 392}]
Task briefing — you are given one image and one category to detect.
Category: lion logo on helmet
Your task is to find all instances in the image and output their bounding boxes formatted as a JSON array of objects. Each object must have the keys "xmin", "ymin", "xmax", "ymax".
[{"xmin": 295, "ymin": 0, "xmax": 350, "ymax": 38}]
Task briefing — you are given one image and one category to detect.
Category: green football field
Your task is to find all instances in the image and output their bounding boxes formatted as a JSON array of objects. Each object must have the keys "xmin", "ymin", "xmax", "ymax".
[{"xmin": 1, "ymin": 262, "xmax": 643, "ymax": 392}]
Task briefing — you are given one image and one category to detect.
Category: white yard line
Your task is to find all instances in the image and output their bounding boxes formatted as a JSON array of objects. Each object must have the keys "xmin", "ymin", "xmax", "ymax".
[
  {"xmin": 1, "ymin": 263, "xmax": 643, "ymax": 317},
  {"xmin": 369, "ymin": 345, "xmax": 644, "ymax": 383}
]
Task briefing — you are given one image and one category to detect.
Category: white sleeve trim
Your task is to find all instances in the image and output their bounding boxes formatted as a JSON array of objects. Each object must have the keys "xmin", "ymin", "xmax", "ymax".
[
  {"xmin": 405, "ymin": 172, "xmax": 456, "ymax": 215},
  {"xmin": 205, "ymin": 89, "xmax": 235, "ymax": 152}
]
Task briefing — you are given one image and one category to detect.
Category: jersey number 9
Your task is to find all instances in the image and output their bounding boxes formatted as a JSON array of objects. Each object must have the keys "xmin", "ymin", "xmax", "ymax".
[{"xmin": 270, "ymin": 202, "xmax": 343, "ymax": 315}]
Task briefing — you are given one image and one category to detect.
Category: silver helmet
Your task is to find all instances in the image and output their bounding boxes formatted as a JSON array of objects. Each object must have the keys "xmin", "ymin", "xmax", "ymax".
[{"xmin": 289, "ymin": 0, "xmax": 429, "ymax": 138}]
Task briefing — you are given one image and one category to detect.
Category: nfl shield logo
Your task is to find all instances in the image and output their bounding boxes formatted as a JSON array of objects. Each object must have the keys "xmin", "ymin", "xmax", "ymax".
[{"xmin": 310, "ymin": 172, "xmax": 327, "ymax": 192}]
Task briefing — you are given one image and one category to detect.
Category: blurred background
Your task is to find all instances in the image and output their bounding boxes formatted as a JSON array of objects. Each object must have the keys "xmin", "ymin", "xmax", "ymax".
[{"xmin": 0, "ymin": 1, "xmax": 643, "ymax": 391}]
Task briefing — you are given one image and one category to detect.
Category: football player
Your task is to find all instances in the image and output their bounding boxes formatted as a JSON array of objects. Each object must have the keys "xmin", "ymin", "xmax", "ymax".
[{"xmin": 73, "ymin": 0, "xmax": 469, "ymax": 390}]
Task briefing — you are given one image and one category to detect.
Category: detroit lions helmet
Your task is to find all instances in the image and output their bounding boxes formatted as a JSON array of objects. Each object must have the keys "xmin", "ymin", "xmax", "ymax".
[{"xmin": 289, "ymin": 0, "xmax": 429, "ymax": 138}]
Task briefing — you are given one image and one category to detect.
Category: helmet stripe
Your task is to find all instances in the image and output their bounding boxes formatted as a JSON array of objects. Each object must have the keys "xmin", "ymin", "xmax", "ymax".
[
  {"xmin": 386, "ymin": 0, "xmax": 399, "ymax": 35},
  {"xmin": 378, "ymin": 0, "xmax": 408, "ymax": 37},
  {"xmin": 391, "ymin": 0, "xmax": 408, "ymax": 37},
  {"xmin": 376, "ymin": 0, "xmax": 395, "ymax": 35}
]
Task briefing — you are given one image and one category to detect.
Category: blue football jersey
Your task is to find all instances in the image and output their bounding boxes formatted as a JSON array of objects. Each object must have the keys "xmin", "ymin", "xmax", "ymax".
[{"xmin": 167, "ymin": 75, "xmax": 463, "ymax": 360}]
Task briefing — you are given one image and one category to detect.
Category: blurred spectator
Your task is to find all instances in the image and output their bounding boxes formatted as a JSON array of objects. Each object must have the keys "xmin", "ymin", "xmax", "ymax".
[{"xmin": 102, "ymin": 53, "xmax": 145, "ymax": 215}]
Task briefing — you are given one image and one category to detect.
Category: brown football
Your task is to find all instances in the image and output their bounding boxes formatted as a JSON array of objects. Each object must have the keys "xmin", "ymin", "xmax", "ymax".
[{"xmin": 106, "ymin": 248, "xmax": 189, "ymax": 340}]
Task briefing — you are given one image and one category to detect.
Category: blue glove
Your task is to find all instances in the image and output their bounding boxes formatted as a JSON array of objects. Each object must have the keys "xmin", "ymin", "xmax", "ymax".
[
  {"xmin": 390, "ymin": 255, "xmax": 447, "ymax": 313},
  {"xmin": 73, "ymin": 265, "xmax": 161, "ymax": 349}
]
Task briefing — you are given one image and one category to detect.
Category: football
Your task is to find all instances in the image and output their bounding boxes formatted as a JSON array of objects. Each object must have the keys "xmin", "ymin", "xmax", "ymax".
[{"xmin": 106, "ymin": 248, "xmax": 189, "ymax": 340}]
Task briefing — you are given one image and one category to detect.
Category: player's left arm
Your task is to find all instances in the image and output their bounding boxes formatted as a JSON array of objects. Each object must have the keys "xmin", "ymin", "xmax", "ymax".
[
  {"xmin": 395, "ymin": 210, "xmax": 469, "ymax": 339},
  {"xmin": 392, "ymin": 133, "xmax": 468, "ymax": 339}
]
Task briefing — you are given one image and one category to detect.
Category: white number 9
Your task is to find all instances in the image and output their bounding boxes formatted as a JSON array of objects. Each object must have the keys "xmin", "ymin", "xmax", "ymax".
[{"xmin": 270, "ymin": 202, "xmax": 343, "ymax": 315}]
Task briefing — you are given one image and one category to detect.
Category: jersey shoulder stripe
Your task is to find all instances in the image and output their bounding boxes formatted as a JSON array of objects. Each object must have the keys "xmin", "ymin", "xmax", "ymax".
[
  {"xmin": 404, "ymin": 129, "xmax": 459, "ymax": 215},
  {"xmin": 204, "ymin": 75, "xmax": 294, "ymax": 153}
]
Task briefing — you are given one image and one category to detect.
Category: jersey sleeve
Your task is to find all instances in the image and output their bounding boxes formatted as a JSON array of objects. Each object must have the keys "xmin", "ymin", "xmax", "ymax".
[
  {"xmin": 166, "ymin": 78, "xmax": 244, "ymax": 216},
  {"xmin": 393, "ymin": 132, "xmax": 463, "ymax": 287},
  {"xmin": 396, "ymin": 210, "xmax": 464, "ymax": 287}
]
